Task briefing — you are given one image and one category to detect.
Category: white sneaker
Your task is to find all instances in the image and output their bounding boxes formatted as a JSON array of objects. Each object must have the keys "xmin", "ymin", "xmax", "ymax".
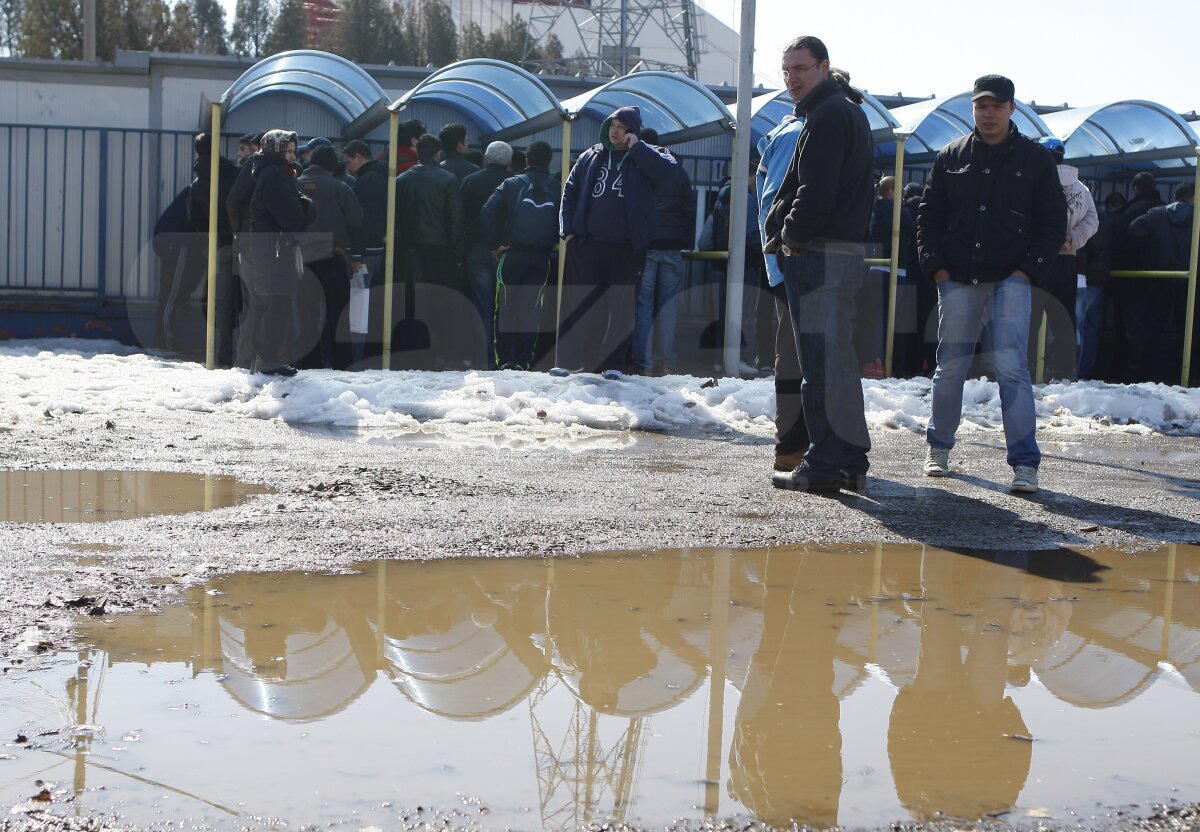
[
  {"xmin": 923, "ymin": 446, "xmax": 950, "ymax": 477},
  {"xmin": 1009, "ymin": 465, "xmax": 1039, "ymax": 493}
]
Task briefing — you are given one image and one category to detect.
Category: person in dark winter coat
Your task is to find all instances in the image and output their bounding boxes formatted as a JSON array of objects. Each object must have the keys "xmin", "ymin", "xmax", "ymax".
[
  {"xmin": 866, "ymin": 175, "xmax": 919, "ymax": 377},
  {"xmin": 297, "ymin": 145, "xmax": 364, "ymax": 370},
  {"xmin": 395, "ymin": 133, "xmax": 470, "ymax": 368},
  {"xmin": 241, "ymin": 129, "xmax": 312, "ymax": 376},
  {"xmin": 764, "ymin": 37, "xmax": 874, "ymax": 493},
  {"xmin": 633, "ymin": 127, "xmax": 696, "ymax": 376},
  {"xmin": 187, "ymin": 132, "xmax": 240, "ymax": 366},
  {"xmin": 152, "ymin": 185, "xmax": 204, "ymax": 353},
  {"xmin": 1077, "ymin": 197, "xmax": 1116, "ymax": 379},
  {"xmin": 1125, "ymin": 182, "xmax": 1196, "ymax": 382},
  {"xmin": 461, "ymin": 141, "xmax": 514, "ymax": 368},
  {"xmin": 340, "ymin": 139, "xmax": 390, "ymax": 368},
  {"xmin": 917, "ymin": 74, "xmax": 1067, "ymax": 494},
  {"xmin": 439, "ymin": 123, "xmax": 480, "ymax": 182},
  {"xmin": 557, "ymin": 105, "xmax": 678, "ymax": 375},
  {"xmin": 480, "ymin": 140, "xmax": 561, "ymax": 370}
]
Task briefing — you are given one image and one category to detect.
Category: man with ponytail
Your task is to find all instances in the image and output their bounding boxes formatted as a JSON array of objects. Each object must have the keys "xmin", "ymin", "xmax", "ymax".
[{"xmin": 764, "ymin": 35, "xmax": 874, "ymax": 493}]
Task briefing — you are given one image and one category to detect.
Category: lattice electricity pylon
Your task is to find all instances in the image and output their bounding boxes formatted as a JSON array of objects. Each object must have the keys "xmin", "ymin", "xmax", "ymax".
[
  {"xmin": 528, "ymin": 674, "xmax": 648, "ymax": 832},
  {"xmin": 517, "ymin": 0, "xmax": 703, "ymax": 79}
]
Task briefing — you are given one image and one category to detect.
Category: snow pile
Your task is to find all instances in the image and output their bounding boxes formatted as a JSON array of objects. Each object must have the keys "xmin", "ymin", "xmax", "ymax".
[{"xmin": 3, "ymin": 339, "xmax": 1200, "ymax": 439}]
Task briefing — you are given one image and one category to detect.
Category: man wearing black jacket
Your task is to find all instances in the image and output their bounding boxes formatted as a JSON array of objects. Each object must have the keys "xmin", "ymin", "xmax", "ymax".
[
  {"xmin": 461, "ymin": 141, "xmax": 514, "ymax": 367},
  {"xmin": 342, "ymin": 139, "xmax": 389, "ymax": 368},
  {"xmin": 764, "ymin": 36, "xmax": 874, "ymax": 493},
  {"xmin": 395, "ymin": 133, "xmax": 468, "ymax": 368},
  {"xmin": 1113, "ymin": 172, "xmax": 1167, "ymax": 381},
  {"xmin": 917, "ymin": 74, "xmax": 1067, "ymax": 494},
  {"xmin": 188, "ymin": 132, "xmax": 240, "ymax": 367}
]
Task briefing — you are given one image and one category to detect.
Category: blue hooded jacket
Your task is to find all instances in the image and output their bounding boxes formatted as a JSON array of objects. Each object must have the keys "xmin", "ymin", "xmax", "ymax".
[{"xmin": 559, "ymin": 105, "xmax": 678, "ymax": 250}]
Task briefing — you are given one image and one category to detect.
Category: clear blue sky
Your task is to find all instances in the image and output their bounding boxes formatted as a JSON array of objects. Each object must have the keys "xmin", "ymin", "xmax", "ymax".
[{"xmin": 702, "ymin": 0, "xmax": 1198, "ymax": 114}]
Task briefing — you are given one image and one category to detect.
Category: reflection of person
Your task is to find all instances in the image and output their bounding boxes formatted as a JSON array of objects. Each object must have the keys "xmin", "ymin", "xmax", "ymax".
[
  {"xmin": 728, "ymin": 553, "xmax": 849, "ymax": 828},
  {"xmin": 546, "ymin": 554, "xmax": 706, "ymax": 715},
  {"xmin": 888, "ymin": 552, "xmax": 1032, "ymax": 821}
]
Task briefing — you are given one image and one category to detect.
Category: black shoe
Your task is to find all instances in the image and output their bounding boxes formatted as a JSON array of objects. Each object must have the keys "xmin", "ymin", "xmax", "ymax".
[
  {"xmin": 841, "ymin": 470, "xmax": 869, "ymax": 492},
  {"xmin": 771, "ymin": 466, "xmax": 844, "ymax": 492},
  {"xmin": 259, "ymin": 365, "xmax": 298, "ymax": 377}
]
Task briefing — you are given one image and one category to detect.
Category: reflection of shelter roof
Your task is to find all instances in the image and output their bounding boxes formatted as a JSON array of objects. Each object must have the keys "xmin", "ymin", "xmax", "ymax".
[
  {"xmin": 387, "ymin": 58, "xmax": 568, "ymax": 143},
  {"xmin": 217, "ymin": 619, "xmax": 373, "ymax": 722},
  {"xmin": 881, "ymin": 92, "xmax": 1052, "ymax": 161},
  {"xmin": 222, "ymin": 50, "xmax": 391, "ymax": 138},
  {"xmin": 1042, "ymin": 100, "xmax": 1200, "ymax": 168},
  {"xmin": 382, "ymin": 623, "xmax": 545, "ymax": 720},
  {"xmin": 745, "ymin": 88, "xmax": 900, "ymax": 144},
  {"xmin": 562, "ymin": 71, "xmax": 734, "ymax": 145}
]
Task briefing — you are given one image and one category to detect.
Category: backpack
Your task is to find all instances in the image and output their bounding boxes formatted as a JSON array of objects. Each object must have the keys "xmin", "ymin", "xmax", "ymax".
[{"xmin": 506, "ymin": 173, "xmax": 560, "ymax": 249}]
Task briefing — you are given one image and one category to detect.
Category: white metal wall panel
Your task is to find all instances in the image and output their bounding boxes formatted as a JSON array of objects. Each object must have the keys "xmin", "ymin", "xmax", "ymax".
[
  {"xmin": 160, "ymin": 77, "xmax": 228, "ymax": 131},
  {"xmin": 0, "ymin": 82, "xmax": 148, "ymax": 129},
  {"xmin": 224, "ymin": 93, "xmax": 345, "ymax": 141}
]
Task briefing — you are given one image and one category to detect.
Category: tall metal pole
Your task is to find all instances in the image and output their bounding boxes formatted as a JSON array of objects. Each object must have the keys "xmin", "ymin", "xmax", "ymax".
[
  {"xmin": 703, "ymin": 548, "xmax": 731, "ymax": 816},
  {"xmin": 884, "ymin": 135, "xmax": 907, "ymax": 378},
  {"xmin": 555, "ymin": 118, "xmax": 572, "ymax": 368},
  {"xmin": 1180, "ymin": 146, "xmax": 1200, "ymax": 387},
  {"xmin": 382, "ymin": 111, "xmax": 399, "ymax": 370},
  {"xmin": 721, "ymin": 0, "xmax": 755, "ymax": 378},
  {"xmin": 83, "ymin": 0, "xmax": 96, "ymax": 62},
  {"xmin": 205, "ymin": 103, "xmax": 221, "ymax": 370}
]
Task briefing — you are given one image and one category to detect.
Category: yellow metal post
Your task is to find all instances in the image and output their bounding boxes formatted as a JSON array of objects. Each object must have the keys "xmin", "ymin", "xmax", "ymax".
[
  {"xmin": 884, "ymin": 136, "xmax": 906, "ymax": 377},
  {"xmin": 1161, "ymin": 544, "xmax": 1176, "ymax": 659},
  {"xmin": 382, "ymin": 111, "xmax": 399, "ymax": 370},
  {"xmin": 205, "ymin": 102, "xmax": 221, "ymax": 370},
  {"xmin": 1036, "ymin": 314, "xmax": 1047, "ymax": 384},
  {"xmin": 555, "ymin": 119, "xmax": 572, "ymax": 366},
  {"xmin": 1181, "ymin": 147, "xmax": 1200, "ymax": 387}
]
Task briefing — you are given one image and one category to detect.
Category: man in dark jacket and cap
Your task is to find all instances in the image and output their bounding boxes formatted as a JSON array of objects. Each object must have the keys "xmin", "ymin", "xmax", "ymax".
[
  {"xmin": 764, "ymin": 36, "xmax": 875, "ymax": 493},
  {"xmin": 461, "ymin": 141, "xmax": 515, "ymax": 368},
  {"xmin": 557, "ymin": 105, "xmax": 678, "ymax": 377},
  {"xmin": 439, "ymin": 123, "xmax": 480, "ymax": 182},
  {"xmin": 188, "ymin": 132, "xmax": 240, "ymax": 366},
  {"xmin": 917, "ymin": 73, "xmax": 1067, "ymax": 494}
]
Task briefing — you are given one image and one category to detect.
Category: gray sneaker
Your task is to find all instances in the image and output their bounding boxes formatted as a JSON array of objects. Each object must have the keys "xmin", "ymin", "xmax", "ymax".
[
  {"xmin": 1009, "ymin": 465, "xmax": 1039, "ymax": 493},
  {"xmin": 923, "ymin": 446, "xmax": 950, "ymax": 477}
]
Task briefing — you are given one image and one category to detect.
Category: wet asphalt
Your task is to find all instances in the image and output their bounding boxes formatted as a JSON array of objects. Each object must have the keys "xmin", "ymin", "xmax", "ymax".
[{"xmin": 2, "ymin": 404, "xmax": 1200, "ymax": 831}]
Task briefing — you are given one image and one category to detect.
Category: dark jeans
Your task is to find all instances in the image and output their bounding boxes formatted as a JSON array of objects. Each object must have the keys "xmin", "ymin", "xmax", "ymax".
[
  {"xmin": 1028, "ymin": 254, "xmax": 1078, "ymax": 382},
  {"xmin": 301, "ymin": 254, "xmax": 353, "ymax": 370},
  {"xmin": 243, "ymin": 291, "xmax": 294, "ymax": 372},
  {"xmin": 558, "ymin": 237, "xmax": 644, "ymax": 373},
  {"xmin": 466, "ymin": 242, "xmax": 498, "ymax": 368},
  {"xmin": 780, "ymin": 247, "xmax": 871, "ymax": 478},
  {"xmin": 771, "ymin": 282, "xmax": 808, "ymax": 457},
  {"xmin": 1123, "ymin": 279, "xmax": 1186, "ymax": 383},
  {"xmin": 406, "ymin": 244, "xmax": 477, "ymax": 368},
  {"xmin": 496, "ymin": 249, "xmax": 552, "ymax": 370}
]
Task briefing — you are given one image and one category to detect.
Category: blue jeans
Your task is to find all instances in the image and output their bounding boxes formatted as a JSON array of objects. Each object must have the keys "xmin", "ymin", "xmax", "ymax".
[
  {"xmin": 1076, "ymin": 284, "xmax": 1104, "ymax": 378},
  {"xmin": 781, "ymin": 248, "xmax": 871, "ymax": 477},
  {"xmin": 927, "ymin": 276, "xmax": 1040, "ymax": 469},
  {"xmin": 466, "ymin": 242, "xmax": 498, "ymax": 368},
  {"xmin": 633, "ymin": 249, "xmax": 683, "ymax": 372}
]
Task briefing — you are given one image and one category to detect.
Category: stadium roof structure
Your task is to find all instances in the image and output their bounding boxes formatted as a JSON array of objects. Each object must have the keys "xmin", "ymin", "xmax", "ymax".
[
  {"xmin": 745, "ymin": 88, "xmax": 901, "ymax": 145},
  {"xmin": 561, "ymin": 70, "xmax": 734, "ymax": 145},
  {"xmin": 386, "ymin": 58, "xmax": 570, "ymax": 144},
  {"xmin": 221, "ymin": 50, "xmax": 391, "ymax": 138},
  {"xmin": 1042, "ymin": 100, "xmax": 1200, "ymax": 171},
  {"xmin": 878, "ymin": 92, "xmax": 1053, "ymax": 162}
]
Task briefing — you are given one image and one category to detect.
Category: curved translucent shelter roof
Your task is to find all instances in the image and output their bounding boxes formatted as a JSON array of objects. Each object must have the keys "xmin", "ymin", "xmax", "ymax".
[
  {"xmin": 1042, "ymin": 100, "xmax": 1200, "ymax": 168},
  {"xmin": 746, "ymin": 88, "xmax": 900, "ymax": 144},
  {"xmin": 882, "ymin": 92, "xmax": 1052, "ymax": 160},
  {"xmin": 562, "ymin": 70, "xmax": 734, "ymax": 145},
  {"xmin": 387, "ymin": 58, "xmax": 568, "ymax": 144},
  {"xmin": 222, "ymin": 50, "xmax": 391, "ymax": 139}
]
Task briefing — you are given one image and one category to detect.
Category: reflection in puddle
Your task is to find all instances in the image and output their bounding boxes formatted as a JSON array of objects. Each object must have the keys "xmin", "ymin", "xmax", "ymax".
[
  {"xmin": 0, "ymin": 471, "xmax": 272, "ymax": 523},
  {"xmin": 293, "ymin": 424, "xmax": 660, "ymax": 453},
  {"xmin": 2, "ymin": 545, "xmax": 1198, "ymax": 830}
]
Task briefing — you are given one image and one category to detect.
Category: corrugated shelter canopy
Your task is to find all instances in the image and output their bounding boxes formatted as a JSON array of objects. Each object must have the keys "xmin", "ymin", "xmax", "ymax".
[
  {"xmin": 880, "ymin": 92, "xmax": 1052, "ymax": 161},
  {"xmin": 1042, "ymin": 100, "xmax": 1200, "ymax": 169},
  {"xmin": 562, "ymin": 70, "xmax": 734, "ymax": 145},
  {"xmin": 746, "ymin": 88, "xmax": 900, "ymax": 144},
  {"xmin": 387, "ymin": 58, "xmax": 569, "ymax": 144},
  {"xmin": 222, "ymin": 50, "xmax": 391, "ymax": 138}
]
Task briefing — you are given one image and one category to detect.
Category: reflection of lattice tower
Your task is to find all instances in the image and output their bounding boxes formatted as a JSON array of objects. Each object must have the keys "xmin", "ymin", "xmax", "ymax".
[
  {"xmin": 518, "ymin": 0, "xmax": 704, "ymax": 79},
  {"xmin": 528, "ymin": 675, "xmax": 648, "ymax": 832}
]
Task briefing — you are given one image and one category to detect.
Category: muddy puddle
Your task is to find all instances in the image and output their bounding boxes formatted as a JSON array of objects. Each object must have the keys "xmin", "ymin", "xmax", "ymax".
[
  {"xmin": 0, "ymin": 471, "xmax": 272, "ymax": 523},
  {"xmin": 2, "ymin": 544, "xmax": 1198, "ymax": 829}
]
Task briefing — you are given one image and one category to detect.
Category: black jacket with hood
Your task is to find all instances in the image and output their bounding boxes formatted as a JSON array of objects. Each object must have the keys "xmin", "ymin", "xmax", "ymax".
[
  {"xmin": 647, "ymin": 159, "xmax": 696, "ymax": 251},
  {"xmin": 1126, "ymin": 201, "xmax": 1195, "ymax": 272},
  {"xmin": 917, "ymin": 122, "xmax": 1067, "ymax": 285},
  {"xmin": 188, "ymin": 155, "xmax": 240, "ymax": 245},
  {"xmin": 350, "ymin": 159, "xmax": 389, "ymax": 253}
]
